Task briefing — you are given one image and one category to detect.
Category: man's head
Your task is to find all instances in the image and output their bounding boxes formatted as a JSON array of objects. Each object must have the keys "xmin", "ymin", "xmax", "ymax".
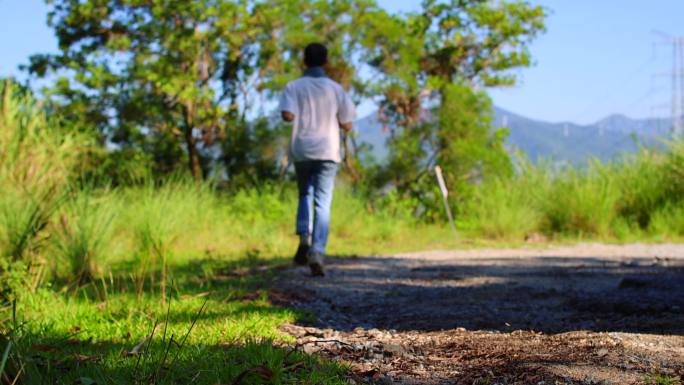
[{"xmin": 304, "ymin": 43, "xmax": 328, "ymax": 68}]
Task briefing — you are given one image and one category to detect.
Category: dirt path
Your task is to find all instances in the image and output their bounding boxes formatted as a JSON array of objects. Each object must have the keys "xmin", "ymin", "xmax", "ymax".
[{"xmin": 271, "ymin": 244, "xmax": 684, "ymax": 385}]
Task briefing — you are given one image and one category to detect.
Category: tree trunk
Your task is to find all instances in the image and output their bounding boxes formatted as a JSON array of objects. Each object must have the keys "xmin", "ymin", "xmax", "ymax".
[
  {"xmin": 183, "ymin": 101, "xmax": 203, "ymax": 181},
  {"xmin": 185, "ymin": 130, "xmax": 203, "ymax": 181}
]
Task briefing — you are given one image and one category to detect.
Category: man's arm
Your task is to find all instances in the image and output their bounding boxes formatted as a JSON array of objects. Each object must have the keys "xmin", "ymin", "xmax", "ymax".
[
  {"xmin": 339, "ymin": 121, "xmax": 353, "ymax": 132},
  {"xmin": 337, "ymin": 88, "xmax": 356, "ymax": 133},
  {"xmin": 279, "ymin": 83, "xmax": 296, "ymax": 122},
  {"xmin": 282, "ymin": 111, "xmax": 295, "ymax": 122}
]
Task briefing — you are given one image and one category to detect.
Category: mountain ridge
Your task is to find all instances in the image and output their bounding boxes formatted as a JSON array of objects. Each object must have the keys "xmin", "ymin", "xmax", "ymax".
[{"xmin": 354, "ymin": 106, "xmax": 673, "ymax": 165}]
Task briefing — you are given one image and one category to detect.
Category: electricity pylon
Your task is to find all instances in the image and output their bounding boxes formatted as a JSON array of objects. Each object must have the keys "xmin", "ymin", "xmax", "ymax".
[{"xmin": 653, "ymin": 30, "xmax": 684, "ymax": 137}]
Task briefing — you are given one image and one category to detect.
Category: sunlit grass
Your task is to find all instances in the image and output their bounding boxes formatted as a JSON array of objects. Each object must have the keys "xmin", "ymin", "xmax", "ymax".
[
  {"xmin": 459, "ymin": 148, "xmax": 684, "ymax": 242},
  {"xmin": 7, "ymin": 280, "xmax": 348, "ymax": 384}
]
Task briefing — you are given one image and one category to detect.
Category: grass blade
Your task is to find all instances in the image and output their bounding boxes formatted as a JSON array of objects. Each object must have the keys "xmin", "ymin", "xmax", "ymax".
[{"xmin": 0, "ymin": 340, "xmax": 11, "ymax": 377}]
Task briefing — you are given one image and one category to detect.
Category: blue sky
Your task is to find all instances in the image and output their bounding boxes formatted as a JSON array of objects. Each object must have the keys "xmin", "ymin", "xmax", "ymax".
[{"xmin": 1, "ymin": 0, "xmax": 683, "ymax": 124}]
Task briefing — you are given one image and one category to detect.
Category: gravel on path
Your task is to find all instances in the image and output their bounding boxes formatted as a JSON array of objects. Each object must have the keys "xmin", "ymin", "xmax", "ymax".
[{"xmin": 271, "ymin": 243, "xmax": 684, "ymax": 384}]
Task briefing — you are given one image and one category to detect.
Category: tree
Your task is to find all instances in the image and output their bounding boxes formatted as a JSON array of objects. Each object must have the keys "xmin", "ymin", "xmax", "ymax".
[
  {"xmin": 28, "ymin": 0, "xmax": 389, "ymax": 183},
  {"xmin": 361, "ymin": 0, "xmax": 546, "ymax": 215},
  {"xmin": 28, "ymin": 0, "xmax": 260, "ymax": 180}
]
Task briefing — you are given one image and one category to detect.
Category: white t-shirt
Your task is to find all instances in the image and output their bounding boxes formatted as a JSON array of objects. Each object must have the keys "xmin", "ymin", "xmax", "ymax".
[{"xmin": 279, "ymin": 76, "xmax": 356, "ymax": 163}]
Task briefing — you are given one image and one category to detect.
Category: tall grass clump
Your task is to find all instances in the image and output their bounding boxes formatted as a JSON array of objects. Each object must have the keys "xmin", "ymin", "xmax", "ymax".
[
  {"xmin": 460, "ymin": 140, "xmax": 684, "ymax": 241},
  {"xmin": 121, "ymin": 180, "xmax": 218, "ymax": 301},
  {"xmin": 332, "ymin": 187, "xmax": 418, "ymax": 247},
  {"xmin": 52, "ymin": 189, "xmax": 116, "ymax": 286},
  {"xmin": 648, "ymin": 203, "xmax": 684, "ymax": 238},
  {"xmin": 461, "ymin": 176, "xmax": 541, "ymax": 240},
  {"xmin": 611, "ymin": 150, "xmax": 668, "ymax": 228},
  {"xmin": 665, "ymin": 140, "xmax": 684, "ymax": 200},
  {"xmin": 459, "ymin": 157, "xmax": 621, "ymax": 240},
  {"xmin": 0, "ymin": 80, "xmax": 89, "ymax": 297},
  {"xmin": 224, "ymin": 185, "xmax": 293, "ymax": 254},
  {"xmin": 538, "ymin": 161, "xmax": 620, "ymax": 237},
  {"xmin": 644, "ymin": 141, "xmax": 684, "ymax": 238}
]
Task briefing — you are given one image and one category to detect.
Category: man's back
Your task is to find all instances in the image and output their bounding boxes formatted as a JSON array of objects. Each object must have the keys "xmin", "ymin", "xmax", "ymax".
[
  {"xmin": 280, "ymin": 76, "xmax": 355, "ymax": 163},
  {"xmin": 280, "ymin": 42, "xmax": 355, "ymax": 276}
]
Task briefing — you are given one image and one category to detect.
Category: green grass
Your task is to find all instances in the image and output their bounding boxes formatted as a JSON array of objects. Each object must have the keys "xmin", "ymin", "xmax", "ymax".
[
  {"xmin": 458, "ymin": 149, "xmax": 684, "ymax": 242},
  {"xmin": 0, "ymin": 176, "xmax": 453, "ymax": 383},
  {"xmin": 52, "ymin": 189, "xmax": 116, "ymax": 285},
  {"xmin": 644, "ymin": 373, "xmax": 681, "ymax": 385},
  {"xmin": 2, "ymin": 261, "xmax": 349, "ymax": 384}
]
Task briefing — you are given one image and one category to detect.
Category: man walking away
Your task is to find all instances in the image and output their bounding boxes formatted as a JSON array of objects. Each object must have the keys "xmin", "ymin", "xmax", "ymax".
[{"xmin": 279, "ymin": 42, "xmax": 356, "ymax": 277}]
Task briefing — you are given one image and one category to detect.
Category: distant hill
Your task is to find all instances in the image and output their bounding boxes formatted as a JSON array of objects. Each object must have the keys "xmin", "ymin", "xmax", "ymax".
[{"xmin": 354, "ymin": 107, "xmax": 674, "ymax": 165}]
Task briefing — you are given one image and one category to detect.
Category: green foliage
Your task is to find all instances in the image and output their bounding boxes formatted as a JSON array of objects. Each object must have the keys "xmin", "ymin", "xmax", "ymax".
[
  {"xmin": 420, "ymin": 0, "xmax": 547, "ymax": 86},
  {"xmin": 357, "ymin": 0, "xmax": 546, "ymax": 212},
  {"xmin": 645, "ymin": 373, "xmax": 680, "ymax": 385},
  {"xmin": 438, "ymin": 84, "xmax": 513, "ymax": 183},
  {"xmin": 78, "ymin": 147, "xmax": 154, "ymax": 187},
  {"xmin": 218, "ymin": 118, "xmax": 289, "ymax": 186},
  {"xmin": 29, "ymin": 0, "xmax": 547, "ymax": 191},
  {"xmin": 375, "ymin": 84, "xmax": 513, "ymax": 218},
  {"xmin": 462, "ymin": 176, "xmax": 540, "ymax": 240},
  {"xmin": 460, "ymin": 143, "xmax": 684, "ymax": 240},
  {"xmin": 665, "ymin": 140, "xmax": 684, "ymax": 198},
  {"xmin": 0, "ymin": 80, "xmax": 91, "ymax": 299},
  {"xmin": 539, "ymin": 163, "xmax": 620, "ymax": 236},
  {"xmin": 648, "ymin": 203, "xmax": 684, "ymax": 238},
  {"xmin": 612, "ymin": 149, "xmax": 669, "ymax": 227},
  {"xmin": 0, "ymin": 259, "xmax": 32, "ymax": 303},
  {"xmin": 0, "ymin": 187, "xmax": 59, "ymax": 262},
  {"xmin": 53, "ymin": 190, "xmax": 116, "ymax": 285},
  {"xmin": 256, "ymin": 0, "xmax": 379, "ymax": 91},
  {"xmin": 30, "ymin": 0, "xmax": 390, "ymax": 184},
  {"xmin": 122, "ymin": 180, "xmax": 215, "ymax": 300},
  {"xmin": 31, "ymin": 0, "xmax": 265, "ymax": 180}
]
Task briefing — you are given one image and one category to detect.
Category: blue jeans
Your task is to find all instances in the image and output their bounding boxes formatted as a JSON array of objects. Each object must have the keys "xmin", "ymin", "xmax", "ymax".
[{"xmin": 295, "ymin": 161, "xmax": 338, "ymax": 256}]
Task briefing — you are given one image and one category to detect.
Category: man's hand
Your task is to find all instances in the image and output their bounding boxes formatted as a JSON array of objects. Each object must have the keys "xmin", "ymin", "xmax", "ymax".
[
  {"xmin": 282, "ymin": 111, "xmax": 295, "ymax": 122},
  {"xmin": 339, "ymin": 121, "xmax": 353, "ymax": 132}
]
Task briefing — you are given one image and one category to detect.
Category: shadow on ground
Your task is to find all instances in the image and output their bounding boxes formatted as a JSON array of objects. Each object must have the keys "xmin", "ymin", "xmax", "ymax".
[
  {"xmin": 272, "ymin": 254, "xmax": 684, "ymax": 334},
  {"xmin": 0, "ymin": 331, "xmax": 343, "ymax": 385},
  {"xmin": 0, "ymin": 255, "xmax": 346, "ymax": 384}
]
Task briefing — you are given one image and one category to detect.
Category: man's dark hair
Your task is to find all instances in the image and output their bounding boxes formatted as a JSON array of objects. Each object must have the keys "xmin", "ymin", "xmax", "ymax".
[{"xmin": 304, "ymin": 43, "xmax": 328, "ymax": 68}]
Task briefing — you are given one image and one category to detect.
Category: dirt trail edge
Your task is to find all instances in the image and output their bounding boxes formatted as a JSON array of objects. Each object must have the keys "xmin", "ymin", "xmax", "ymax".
[{"xmin": 271, "ymin": 243, "xmax": 684, "ymax": 385}]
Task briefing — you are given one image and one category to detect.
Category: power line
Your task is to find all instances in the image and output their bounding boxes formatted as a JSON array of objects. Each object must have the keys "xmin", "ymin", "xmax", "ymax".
[
  {"xmin": 568, "ymin": 56, "xmax": 654, "ymax": 124},
  {"xmin": 671, "ymin": 38, "xmax": 681, "ymax": 136}
]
